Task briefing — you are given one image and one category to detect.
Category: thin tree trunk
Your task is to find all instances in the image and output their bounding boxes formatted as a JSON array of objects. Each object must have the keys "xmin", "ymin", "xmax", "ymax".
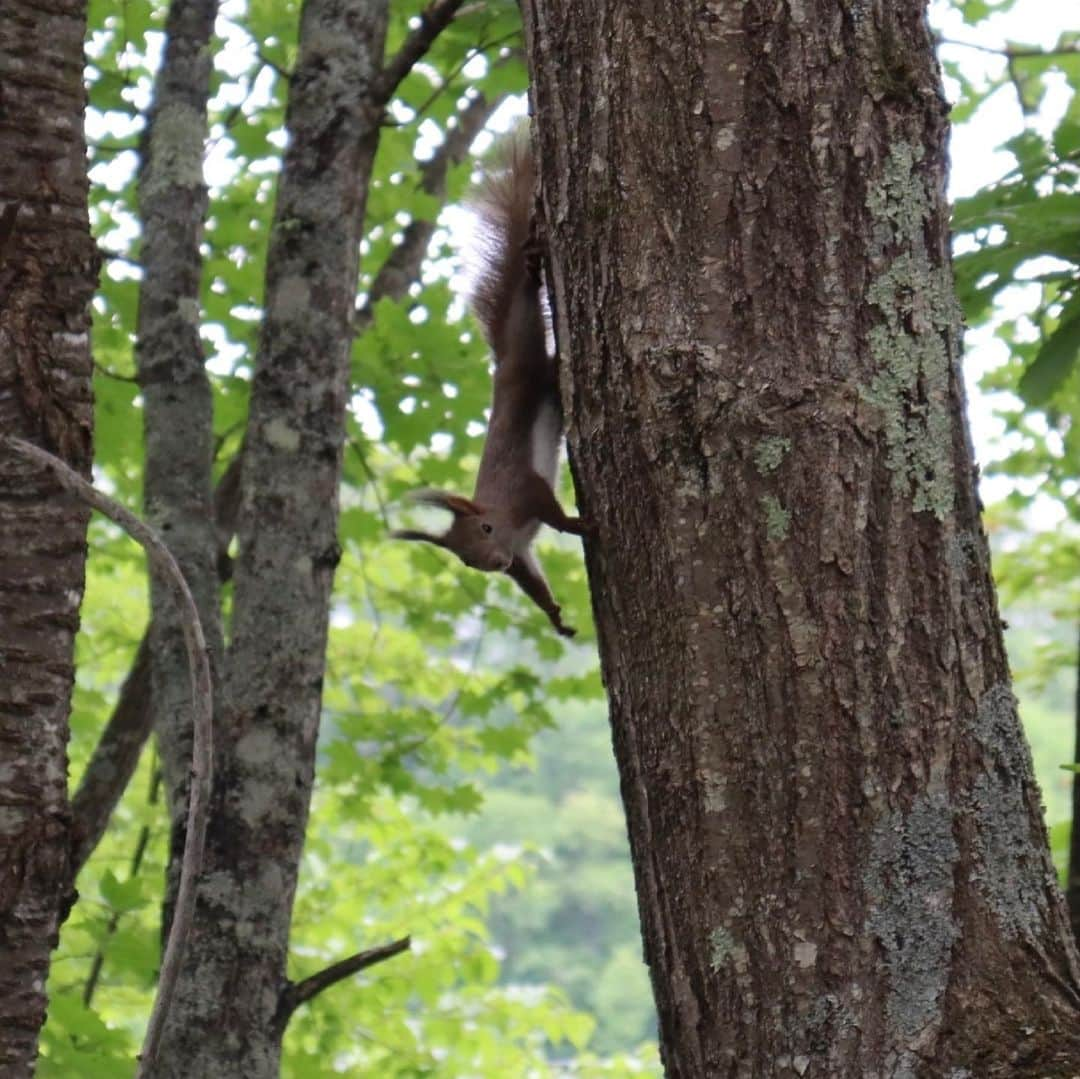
[
  {"xmin": 147, "ymin": 1, "xmax": 390, "ymax": 1071},
  {"xmin": 133, "ymin": 0, "xmax": 225, "ymax": 940},
  {"xmin": 0, "ymin": 0, "xmax": 98, "ymax": 1073},
  {"xmin": 524, "ymin": 1, "xmax": 1080, "ymax": 1074}
]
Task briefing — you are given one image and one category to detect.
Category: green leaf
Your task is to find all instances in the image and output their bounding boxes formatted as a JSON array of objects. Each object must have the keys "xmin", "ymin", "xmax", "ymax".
[
  {"xmin": 99, "ymin": 868, "xmax": 147, "ymax": 913},
  {"xmin": 1018, "ymin": 302, "xmax": 1080, "ymax": 406}
]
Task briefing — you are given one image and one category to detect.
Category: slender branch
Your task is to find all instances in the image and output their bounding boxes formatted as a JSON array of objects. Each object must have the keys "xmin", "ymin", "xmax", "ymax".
[
  {"xmin": 88, "ymin": 139, "xmax": 140, "ymax": 157},
  {"xmin": 347, "ymin": 434, "xmax": 390, "ymax": 528},
  {"xmin": 278, "ymin": 936, "xmax": 411, "ymax": 1022},
  {"xmin": 256, "ymin": 47, "xmax": 290, "ymax": 82},
  {"xmin": 2, "ymin": 437, "xmax": 214, "ymax": 1078},
  {"xmin": 936, "ymin": 37, "xmax": 1080, "ymax": 60},
  {"xmin": 1006, "ymin": 52, "xmax": 1032, "ymax": 115},
  {"xmin": 390, "ymin": 34, "xmax": 519, "ymax": 127},
  {"xmin": 376, "ymin": 0, "xmax": 467, "ymax": 105},
  {"xmin": 98, "ymin": 248, "xmax": 141, "ymax": 270},
  {"xmin": 93, "ymin": 359, "xmax": 140, "ymax": 382}
]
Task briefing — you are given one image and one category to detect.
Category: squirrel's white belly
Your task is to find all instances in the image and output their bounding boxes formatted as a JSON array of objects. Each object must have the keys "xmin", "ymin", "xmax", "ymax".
[{"xmin": 530, "ymin": 395, "xmax": 562, "ymax": 487}]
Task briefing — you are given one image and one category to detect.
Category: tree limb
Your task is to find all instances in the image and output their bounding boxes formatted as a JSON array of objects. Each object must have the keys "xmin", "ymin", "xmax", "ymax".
[
  {"xmin": 277, "ymin": 936, "xmax": 411, "ymax": 1023},
  {"xmin": 390, "ymin": 33, "xmax": 518, "ymax": 127},
  {"xmin": 376, "ymin": 0, "xmax": 467, "ymax": 105},
  {"xmin": 2, "ymin": 437, "xmax": 214, "ymax": 1078},
  {"xmin": 936, "ymin": 36, "xmax": 1080, "ymax": 60}
]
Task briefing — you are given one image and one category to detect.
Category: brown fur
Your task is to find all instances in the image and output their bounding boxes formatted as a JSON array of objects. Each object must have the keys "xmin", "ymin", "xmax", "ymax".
[{"xmin": 393, "ymin": 134, "xmax": 585, "ymax": 637}]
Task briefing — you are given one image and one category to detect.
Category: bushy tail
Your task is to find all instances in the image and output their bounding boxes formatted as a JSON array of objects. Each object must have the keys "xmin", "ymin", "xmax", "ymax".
[{"xmin": 467, "ymin": 133, "xmax": 535, "ymax": 353}]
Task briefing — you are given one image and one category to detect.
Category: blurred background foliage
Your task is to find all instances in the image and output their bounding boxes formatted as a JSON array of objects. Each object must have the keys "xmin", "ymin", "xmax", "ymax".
[{"xmin": 39, "ymin": 0, "xmax": 1080, "ymax": 1073}]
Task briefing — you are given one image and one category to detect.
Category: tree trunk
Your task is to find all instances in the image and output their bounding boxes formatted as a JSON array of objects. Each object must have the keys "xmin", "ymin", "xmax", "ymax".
[
  {"xmin": 524, "ymin": 1, "xmax": 1080, "ymax": 1075},
  {"xmin": 1068, "ymin": 623, "xmax": 1080, "ymax": 944},
  {"xmin": 134, "ymin": 0, "xmax": 225, "ymax": 938},
  {"xmin": 148, "ymin": 0, "xmax": 389, "ymax": 1072},
  {"xmin": 0, "ymin": 0, "xmax": 98, "ymax": 1073}
]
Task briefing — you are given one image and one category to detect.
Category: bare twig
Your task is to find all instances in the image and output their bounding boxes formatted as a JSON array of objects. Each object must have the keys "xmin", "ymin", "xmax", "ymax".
[
  {"xmin": 97, "ymin": 248, "xmax": 141, "ymax": 269},
  {"xmin": 93, "ymin": 359, "xmax": 140, "ymax": 382},
  {"xmin": 88, "ymin": 140, "xmax": 140, "ymax": 157},
  {"xmin": 936, "ymin": 37, "xmax": 1080, "ymax": 60},
  {"xmin": 347, "ymin": 434, "xmax": 390, "ymax": 528},
  {"xmin": 277, "ymin": 936, "xmax": 411, "ymax": 1022},
  {"xmin": 377, "ymin": 0, "xmax": 467, "ymax": 105},
  {"xmin": 390, "ymin": 34, "xmax": 518, "ymax": 127},
  {"xmin": 2, "ymin": 437, "xmax": 214, "ymax": 1078},
  {"xmin": 256, "ymin": 47, "xmax": 290, "ymax": 81}
]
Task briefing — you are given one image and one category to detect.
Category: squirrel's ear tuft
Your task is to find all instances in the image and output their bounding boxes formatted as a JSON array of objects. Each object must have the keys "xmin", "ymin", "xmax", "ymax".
[
  {"xmin": 391, "ymin": 528, "xmax": 448, "ymax": 548},
  {"xmin": 408, "ymin": 489, "xmax": 486, "ymax": 517}
]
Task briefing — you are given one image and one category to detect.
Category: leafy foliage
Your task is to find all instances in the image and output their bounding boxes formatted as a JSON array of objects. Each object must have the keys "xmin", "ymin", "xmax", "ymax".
[{"xmin": 942, "ymin": 4, "xmax": 1080, "ymax": 838}]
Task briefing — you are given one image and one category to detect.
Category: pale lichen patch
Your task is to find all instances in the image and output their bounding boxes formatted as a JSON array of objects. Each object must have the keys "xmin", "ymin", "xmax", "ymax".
[
  {"xmin": 141, "ymin": 103, "xmax": 208, "ymax": 194},
  {"xmin": 702, "ymin": 770, "xmax": 726, "ymax": 813},
  {"xmin": 945, "ymin": 531, "xmax": 979, "ymax": 576},
  {"xmin": 272, "ymin": 273, "xmax": 313, "ymax": 320},
  {"xmin": 965, "ymin": 685, "xmax": 1047, "ymax": 938},
  {"xmin": 177, "ymin": 297, "xmax": 201, "ymax": 325},
  {"xmin": 862, "ymin": 141, "xmax": 959, "ymax": 520},
  {"xmin": 753, "ymin": 435, "xmax": 791, "ymax": 474},
  {"xmin": 709, "ymin": 926, "xmax": 735, "ymax": 971},
  {"xmin": 864, "ymin": 791, "xmax": 957, "ymax": 1043},
  {"xmin": 761, "ymin": 494, "xmax": 791, "ymax": 540},
  {"xmin": 263, "ymin": 417, "xmax": 301, "ymax": 452}
]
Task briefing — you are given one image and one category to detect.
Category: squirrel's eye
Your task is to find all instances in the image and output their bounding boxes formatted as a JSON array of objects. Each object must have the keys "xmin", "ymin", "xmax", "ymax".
[{"xmin": 481, "ymin": 523, "xmax": 493, "ymax": 534}]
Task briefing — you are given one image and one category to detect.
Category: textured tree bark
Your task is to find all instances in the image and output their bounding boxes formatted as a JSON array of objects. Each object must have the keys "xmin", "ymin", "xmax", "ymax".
[
  {"xmin": 133, "ymin": 0, "xmax": 225, "ymax": 939},
  {"xmin": 0, "ymin": 1, "xmax": 98, "ymax": 1074},
  {"xmin": 147, "ymin": 0, "xmax": 390, "ymax": 1073},
  {"xmin": 1068, "ymin": 625, "xmax": 1080, "ymax": 944},
  {"xmin": 524, "ymin": 1, "xmax": 1080, "ymax": 1075}
]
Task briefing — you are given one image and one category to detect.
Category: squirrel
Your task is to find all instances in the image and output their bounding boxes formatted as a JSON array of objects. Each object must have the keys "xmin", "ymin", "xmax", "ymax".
[{"xmin": 392, "ymin": 136, "xmax": 585, "ymax": 637}]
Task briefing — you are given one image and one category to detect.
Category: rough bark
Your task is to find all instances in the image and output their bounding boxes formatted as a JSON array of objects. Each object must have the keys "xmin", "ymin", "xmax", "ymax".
[
  {"xmin": 133, "ymin": 0, "xmax": 225, "ymax": 937},
  {"xmin": 0, "ymin": 0, "xmax": 98, "ymax": 1073},
  {"xmin": 524, "ymin": 1, "xmax": 1080, "ymax": 1075},
  {"xmin": 1068, "ymin": 624, "xmax": 1080, "ymax": 944},
  {"xmin": 148, "ymin": 1, "xmax": 390, "ymax": 1072}
]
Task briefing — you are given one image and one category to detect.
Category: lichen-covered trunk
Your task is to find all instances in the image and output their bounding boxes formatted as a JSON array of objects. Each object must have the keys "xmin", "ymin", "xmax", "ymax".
[
  {"xmin": 134, "ymin": 0, "xmax": 225, "ymax": 938},
  {"xmin": 147, "ymin": 0, "xmax": 389, "ymax": 1074},
  {"xmin": 524, "ymin": 1, "xmax": 1080, "ymax": 1075},
  {"xmin": 0, "ymin": 0, "xmax": 97, "ymax": 1073}
]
